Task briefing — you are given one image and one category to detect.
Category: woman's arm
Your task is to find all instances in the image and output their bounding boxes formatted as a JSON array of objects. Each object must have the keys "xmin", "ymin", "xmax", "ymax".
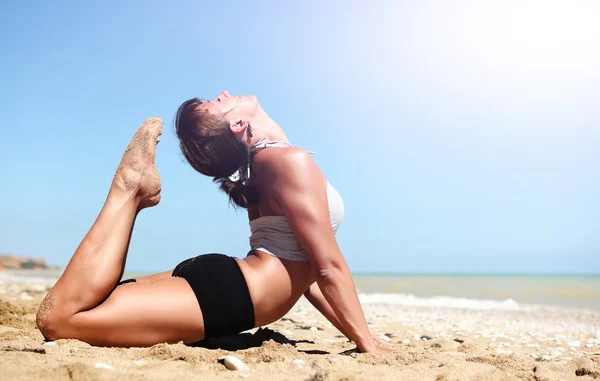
[
  {"xmin": 304, "ymin": 282, "xmax": 391, "ymax": 347},
  {"xmin": 303, "ymin": 282, "xmax": 349, "ymax": 337},
  {"xmin": 263, "ymin": 149, "xmax": 379, "ymax": 353}
]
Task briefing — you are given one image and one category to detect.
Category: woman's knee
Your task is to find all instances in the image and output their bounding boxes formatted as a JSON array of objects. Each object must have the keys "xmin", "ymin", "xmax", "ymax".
[
  {"xmin": 36, "ymin": 291, "xmax": 61, "ymax": 340},
  {"xmin": 36, "ymin": 290, "xmax": 78, "ymax": 340}
]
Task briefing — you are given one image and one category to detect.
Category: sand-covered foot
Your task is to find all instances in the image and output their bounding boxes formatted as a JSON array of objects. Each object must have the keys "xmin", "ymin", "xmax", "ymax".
[{"xmin": 113, "ymin": 117, "xmax": 162, "ymax": 208}]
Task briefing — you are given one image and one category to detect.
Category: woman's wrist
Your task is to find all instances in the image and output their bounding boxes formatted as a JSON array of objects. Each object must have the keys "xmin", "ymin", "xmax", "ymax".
[{"xmin": 355, "ymin": 334, "xmax": 377, "ymax": 353}]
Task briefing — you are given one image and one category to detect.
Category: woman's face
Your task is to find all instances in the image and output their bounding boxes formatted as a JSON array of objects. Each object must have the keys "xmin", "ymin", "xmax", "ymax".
[{"xmin": 200, "ymin": 90, "xmax": 259, "ymax": 121}]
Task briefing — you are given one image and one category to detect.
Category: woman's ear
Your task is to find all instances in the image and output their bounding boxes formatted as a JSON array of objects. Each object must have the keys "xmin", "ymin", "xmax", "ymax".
[{"xmin": 229, "ymin": 119, "xmax": 245, "ymax": 136}]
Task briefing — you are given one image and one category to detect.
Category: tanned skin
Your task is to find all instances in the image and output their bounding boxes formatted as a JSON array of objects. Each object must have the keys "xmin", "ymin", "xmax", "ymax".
[{"xmin": 36, "ymin": 91, "xmax": 391, "ymax": 354}]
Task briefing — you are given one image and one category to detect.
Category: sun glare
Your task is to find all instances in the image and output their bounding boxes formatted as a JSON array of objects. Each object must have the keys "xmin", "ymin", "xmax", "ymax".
[{"xmin": 461, "ymin": 1, "xmax": 600, "ymax": 78}]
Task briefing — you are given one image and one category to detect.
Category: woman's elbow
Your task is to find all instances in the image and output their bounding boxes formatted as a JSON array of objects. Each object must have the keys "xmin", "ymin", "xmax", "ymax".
[{"xmin": 317, "ymin": 264, "xmax": 345, "ymax": 283}]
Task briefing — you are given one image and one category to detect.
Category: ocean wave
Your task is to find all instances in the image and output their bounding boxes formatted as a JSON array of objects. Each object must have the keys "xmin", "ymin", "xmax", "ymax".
[
  {"xmin": 357, "ymin": 292, "xmax": 521, "ymax": 310},
  {"xmin": 0, "ymin": 271, "xmax": 60, "ymax": 285}
]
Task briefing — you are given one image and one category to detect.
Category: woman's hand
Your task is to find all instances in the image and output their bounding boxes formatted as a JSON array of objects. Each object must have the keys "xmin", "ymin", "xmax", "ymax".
[
  {"xmin": 365, "ymin": 334, "xmax": 394, "ymax": 354},
  {"xmin": 371, "ymin": 334, "xmax": 390, "ymax": 346}
]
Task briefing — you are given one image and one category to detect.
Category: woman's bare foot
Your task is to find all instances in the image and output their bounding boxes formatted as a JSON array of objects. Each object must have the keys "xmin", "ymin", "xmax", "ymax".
[{"xmin": 112, "ymin": 117, "xmax": 163, "ymax": 209}]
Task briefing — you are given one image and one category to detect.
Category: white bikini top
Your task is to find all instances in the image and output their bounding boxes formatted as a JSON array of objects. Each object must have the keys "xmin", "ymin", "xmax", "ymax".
[{"xmin": 248, "ymin": 138, "xmax": 345, "ymax": 261}]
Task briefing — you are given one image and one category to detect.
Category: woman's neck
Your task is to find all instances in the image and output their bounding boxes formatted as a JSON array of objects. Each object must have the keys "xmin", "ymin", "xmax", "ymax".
[{"xmin": 247, "ymin": 115, "xmax": 290, "ymax": 147}]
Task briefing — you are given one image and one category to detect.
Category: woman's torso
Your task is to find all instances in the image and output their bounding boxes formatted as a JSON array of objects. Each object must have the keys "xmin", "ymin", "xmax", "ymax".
[{"xmin": 234, "ymin": 145, "xmax": 344, "ymax": 326}]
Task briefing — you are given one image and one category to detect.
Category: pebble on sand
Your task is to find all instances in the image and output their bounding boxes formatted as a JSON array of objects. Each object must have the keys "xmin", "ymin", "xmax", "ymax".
[
  {"xmin": 550, "ymin": 349, "xmax": 562, "ymax": 358},
  {"xmin": 20, "ymin": 293, "xmax": 33, "ymax": 301},
  {"xmin": 43, "ymin": 341, "xmax": 56, "ymax": 346},
  {"xmin": 26, "ymin": 284, "xmax": 47, "ymax": 293},
  {"xmin": 568, "ymin": 341, "xmax": 580, "ymax": 347},
  {"xmin": 95, "ymin": 363, "xmax": 114, "ymax": 370},
  {"xmin": 219, "ymin": 356, "xmax": 249, "ymax": 371},
  {"xmin": 291, "ymin": 359, "xmax": 304, "ymax": 369}
]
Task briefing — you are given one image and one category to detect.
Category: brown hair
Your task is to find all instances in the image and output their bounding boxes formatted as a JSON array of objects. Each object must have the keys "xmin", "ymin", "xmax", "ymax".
[{"xmin": 175, "ymin": 97, "xmax": 257, "ymax": 208}]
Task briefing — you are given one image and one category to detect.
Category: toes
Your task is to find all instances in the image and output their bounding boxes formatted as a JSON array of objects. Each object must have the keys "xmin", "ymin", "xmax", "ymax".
[{"xmin": 141, "ymin": 117, "xmax": 163, "ymax": 139}]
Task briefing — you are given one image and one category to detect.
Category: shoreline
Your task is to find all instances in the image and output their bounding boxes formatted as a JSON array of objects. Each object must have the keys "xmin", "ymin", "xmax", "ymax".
[{"xmin": 2, "ymin": 269, "xmax": 600, "ymax": 312}]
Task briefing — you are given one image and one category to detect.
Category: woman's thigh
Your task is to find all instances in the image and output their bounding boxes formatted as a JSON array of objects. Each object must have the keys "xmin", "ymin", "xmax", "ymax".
[
  {"xmin": 132, "ymin": 270, "xmax": 174, "ymax": 283},
  {"xmin": 65, "ymin": 277, "xmax": 204, "ymax": 347}
]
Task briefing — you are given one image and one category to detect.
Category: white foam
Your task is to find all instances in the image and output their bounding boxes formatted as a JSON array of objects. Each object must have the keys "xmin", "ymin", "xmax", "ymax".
[{"xmin": 358, "ymin": 292, "xmax": 521, "ymax": 310}]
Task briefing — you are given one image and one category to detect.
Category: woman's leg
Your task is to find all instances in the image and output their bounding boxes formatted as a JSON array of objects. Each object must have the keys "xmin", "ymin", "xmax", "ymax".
[
  {"xmin": 55, "ymin": 276, "xmax": 205, "ymax": 346},
  {"xmin": 36, "ymin": 118, "xmax": 179, "ymax": 340},
  {"xmin": 132, "ymin": 270, "xmax": 173, "ymax": 283}
]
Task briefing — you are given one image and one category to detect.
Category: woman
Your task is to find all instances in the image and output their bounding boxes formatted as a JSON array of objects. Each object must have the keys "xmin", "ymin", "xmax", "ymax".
[{"xmin": 36, "ymin": 91, "xmax": 390, "ymax": 354}]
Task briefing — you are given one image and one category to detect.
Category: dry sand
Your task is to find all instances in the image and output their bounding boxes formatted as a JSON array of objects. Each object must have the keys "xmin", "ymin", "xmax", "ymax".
[{"xmin": 1, "ymin": 280, "xmax": 599, "ymax": 381}]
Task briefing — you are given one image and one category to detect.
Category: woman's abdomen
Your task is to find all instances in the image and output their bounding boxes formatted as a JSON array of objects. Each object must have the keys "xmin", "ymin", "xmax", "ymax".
[{"xmin": 237, "ymin": 250, "xmax": 314, "ymax": 327}]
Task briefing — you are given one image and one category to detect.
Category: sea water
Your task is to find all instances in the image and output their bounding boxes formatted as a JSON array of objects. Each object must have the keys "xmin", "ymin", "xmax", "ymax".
[{"xmin": 2, "ymin": 270, "xmax": 598, "ymax": 311}]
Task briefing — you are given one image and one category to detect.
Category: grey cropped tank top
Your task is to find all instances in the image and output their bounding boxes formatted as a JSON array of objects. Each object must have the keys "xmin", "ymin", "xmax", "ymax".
[{"xmin": 248, "ymin": 138, "xmax": 345, "ymax": 261}]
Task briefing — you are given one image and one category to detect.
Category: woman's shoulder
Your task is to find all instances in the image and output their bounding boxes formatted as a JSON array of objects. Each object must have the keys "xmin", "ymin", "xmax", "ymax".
[{"xmin": 253, "ymin": 147, "xmax": 316, "ymax": 178}]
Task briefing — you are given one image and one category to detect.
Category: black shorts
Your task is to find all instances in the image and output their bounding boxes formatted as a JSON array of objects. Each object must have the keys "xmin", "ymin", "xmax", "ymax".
[
  {"xmin": 118, "ymin": 253, "xmax": 255, "ymax": 339},
  {"xmin": 172, "ymin": 253, "xmax": 255, "ymax": 339}
]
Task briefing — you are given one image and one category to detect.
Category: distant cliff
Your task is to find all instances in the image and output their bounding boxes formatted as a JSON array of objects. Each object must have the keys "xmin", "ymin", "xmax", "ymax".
[{"xmin": 0, "ymin": 254, "xmax": 59, "ymax": 270}]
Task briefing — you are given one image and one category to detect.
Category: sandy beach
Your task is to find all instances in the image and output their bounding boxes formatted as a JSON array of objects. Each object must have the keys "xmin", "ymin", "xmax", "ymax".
[{"xmin": 0, "ymin": 275, "xmax": 599, "ymax": 381}]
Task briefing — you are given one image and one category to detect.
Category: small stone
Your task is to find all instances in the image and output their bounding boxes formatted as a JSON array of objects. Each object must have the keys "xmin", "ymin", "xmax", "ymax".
[
  {"xmin": 402, "ymin": 339, "xmax": 411, "ymax": 344},
  {"xmin": 26, "ymin": 284, "xmax": 47, "ymax": 293},
  {"xmin": 413, "ymin": 334, "xmax": 421, "ymax": 340},
  {"xmin": 218, "ymin": 356, "xmax": 249, "ymax": 371},
  {"xmin": 550, "ymin": 349, "xmax": 561, "ymax": 358},
  {"xmin": 291, "ymin": 359, "xmax": 304, "ymax": 369},
  {"xmin": 310, "ymin": 327, "xmax": 319, "ymax": 331},
  {"xmin": 43, "ymin": 341, "xmax": 56, "ymax": 346},
  {"xmin": 454, "ymin": 339, "xmax": 464, "ymax": 343},
  {"xmin": 567, "ymin": 341, "xmax": 580, "ymax": 347},
  {"xmin": 239, "ymin": 374, "xmax": 250, "ymax": 378},
  {"xmin": 379, "ymin": 334, "xmax": 391, "ymax": 342},
  {"xmin": 496, "ymin": 348, "xmax": 512, "ymax": 355},
  {"xmin": 95, "ymin": 363, "xmax": 114, "ymax": 370},
  {"xmin": 570, "ymin": 347, "xmax": 577, "ymax": 352},
  {"xmin": 133, "ymin": 360, "xmax": 145, "ymax": 366},
  {"xmin": 542, "ymin": 355, "xmax": 551, "ymax": 362},
  {"xmin": 282, "ymin": 329, "xmax": 293, "ymax": 335},
  {"xmin": 20, "ymin": 292, "xmax": 33, "ymax": 301},
  {"xmin": 585, "ymin": 344, "xmax": 594, "ymax": 348},
  {"xmin": 531, "ymin": 353, "xmax": 541, "ymax": 359},
  {"xmin": 421, "ymin": 335, "xmax": 432, "ymax": 341}
]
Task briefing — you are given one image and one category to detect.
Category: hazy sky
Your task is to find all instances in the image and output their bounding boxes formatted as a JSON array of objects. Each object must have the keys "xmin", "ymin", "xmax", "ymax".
[{"xmin": 1, "ymin": 0, "xmax": 598, "ymax": 273}]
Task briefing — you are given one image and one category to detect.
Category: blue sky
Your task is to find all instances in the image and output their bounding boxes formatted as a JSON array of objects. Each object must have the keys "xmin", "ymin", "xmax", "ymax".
[{"xmin": 1, "ymin": 1, "xmax": 598, "ymax": 273}]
